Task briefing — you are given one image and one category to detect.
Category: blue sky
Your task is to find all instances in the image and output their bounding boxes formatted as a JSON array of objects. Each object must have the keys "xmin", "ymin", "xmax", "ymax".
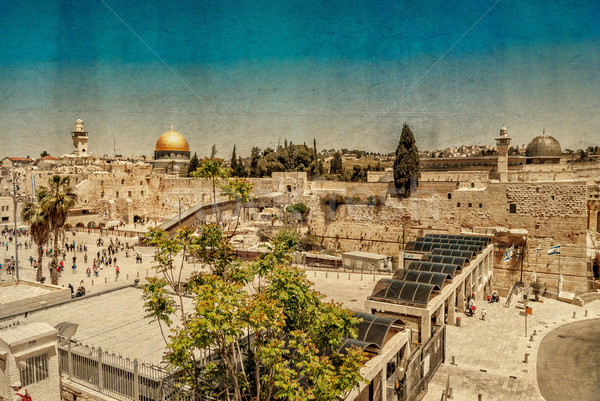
[{"xmin": 0, "ymin": 0, "xmax": 598, "ymax": 157}]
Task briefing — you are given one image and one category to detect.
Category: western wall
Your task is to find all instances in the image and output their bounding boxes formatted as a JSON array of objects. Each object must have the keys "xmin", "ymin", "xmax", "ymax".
[{"xmin": 299, "ymin": 178, "xmax": 591, "ymax": 294}]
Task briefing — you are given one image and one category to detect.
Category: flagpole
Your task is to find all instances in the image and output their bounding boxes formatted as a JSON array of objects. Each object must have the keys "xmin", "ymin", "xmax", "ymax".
[
  {"xmin": 520, "ymin": 244, "xmax": 525, "ymax": 283},
  {"xmin": 558, "ymin": 252, "xmax": 561, "ymax": 293}
]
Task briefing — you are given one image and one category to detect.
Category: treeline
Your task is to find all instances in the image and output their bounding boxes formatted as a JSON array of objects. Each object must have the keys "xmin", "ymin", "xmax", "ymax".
[
  {"xmin": 185, "ymin": 139, "xmax": 393, "ymax": 182},
  {"xmin": 230, "ymin": 139, "xmax": 325, "ymax": 178}
]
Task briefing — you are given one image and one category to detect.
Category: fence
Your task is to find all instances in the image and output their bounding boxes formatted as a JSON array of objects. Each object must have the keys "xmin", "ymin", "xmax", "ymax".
[
  {"xmin": 72, "ymin": 226, "xmax": 146, "ymax": 241},
  {"xmin": 401, "ymin": 325, "xmax": 446, "ymax": 401},
  {"xmin": 57, "ymin": 336, "xmax": 213, "ymax": 401}
]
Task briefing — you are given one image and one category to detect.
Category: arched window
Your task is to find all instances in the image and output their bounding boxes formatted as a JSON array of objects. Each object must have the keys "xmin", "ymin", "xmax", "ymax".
[{"xmin": 447, "ymin": 193, "xmax": 452, "ymax": 200}]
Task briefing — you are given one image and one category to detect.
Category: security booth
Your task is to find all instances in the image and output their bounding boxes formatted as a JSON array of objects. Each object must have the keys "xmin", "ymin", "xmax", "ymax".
[
  {"xmin": 342, "ymin": 251, "xmax": 393, "ymax": 272},
  {"xmin": 0, "ymin": 322, "xmax": 60, "ymax": 401}
]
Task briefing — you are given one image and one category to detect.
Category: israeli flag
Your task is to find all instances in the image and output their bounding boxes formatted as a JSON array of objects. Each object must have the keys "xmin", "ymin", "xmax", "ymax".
[
  {"xmin": 548, "ymin": 245, "xmax": 560, "ymax": 255},
  {"xmin": 503, "ymin": 244, "xmax": 514, "ymax": 262},
  {"xmin": 515, "ymin": 248, "xmax": 520, "ymax": 262}
]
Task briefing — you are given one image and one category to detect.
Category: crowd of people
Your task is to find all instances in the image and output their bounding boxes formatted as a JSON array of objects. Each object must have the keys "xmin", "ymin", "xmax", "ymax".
[{"xmin": 1, "ymin": 227, "xmax": 145, "ymax": 295}]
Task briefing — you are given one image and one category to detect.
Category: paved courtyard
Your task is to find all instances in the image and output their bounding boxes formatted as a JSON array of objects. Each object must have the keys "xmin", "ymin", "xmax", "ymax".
[
  {"xmin": 1, "ymin": 229, "xmax": 189, "ymax": 293},
  {"xmin": 423, "ymin": 295, "xmax": 600, "ymax": 401},
  {"xmin": 3, "ymin": 230, "xmax": 600, "ymax": 400}
]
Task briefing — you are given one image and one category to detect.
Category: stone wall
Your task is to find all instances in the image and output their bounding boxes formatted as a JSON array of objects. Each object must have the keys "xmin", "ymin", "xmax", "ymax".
[
  {"xmin": 0, "ymin": 281, "xmax": 71, "ymax": 319},
  {"xmin": 304, "ymin": 180, "xmax": 590, "ymax": 293}
]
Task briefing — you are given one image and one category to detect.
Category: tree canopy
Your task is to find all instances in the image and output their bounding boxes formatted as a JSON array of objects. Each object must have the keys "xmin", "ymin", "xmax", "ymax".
[
  {"xmin": 38, "ymin": 175, "xmax": 77, "ymax": 284},
  {"xmin": 142, "ymin": 169, "xmax": 365, "ymax": 400}
]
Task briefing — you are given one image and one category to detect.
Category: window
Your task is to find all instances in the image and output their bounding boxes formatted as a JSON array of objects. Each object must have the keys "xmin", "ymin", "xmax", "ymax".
[
  {"xmin": 551, "ymin": 195, "xmax": 555, "ymax": 201},
  {"xmin": 509, "ymin": 203, "xmax": 517, "ymax": 214},
  {"xmin": 468, "ymin": 203, "xmax": 472, "ymax": 208},
  {"xmin": 447, "ymin": 193, "xmax": 452, "ymax": 200},
  {"xmin": 121, "ymin": 179, "xmax": 125, "ymax": 184},
  {"xmin": 20, "ymin": 353, "xmax": 49, "ymax": 386},
  {"xmin": 457, "ymin": 203, "xmax": 461, "ymax": 207},
  {"xmin": 471, "ymin": 182, "xmax": 474, "ymax": 188},
  {"xmin": 2, "ymin": 217, "xmax": 8, "ymax": 221},
  {"xmin": 479, "ymin": 203, "xmax": 482, "ymax": 208},
  {"xmin": 116, "ymin": 191, "xmax": 119, "ymax": 198},
  {"xmin": 128, "ymin": 191, "xmax": 132, "ymax": 197},
  {"xmin": 141, "ymin": 191, "xmax": 144, "ymax": 196}
]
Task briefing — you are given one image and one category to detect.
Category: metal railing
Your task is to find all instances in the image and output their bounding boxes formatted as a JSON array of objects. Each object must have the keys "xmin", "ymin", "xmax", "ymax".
[
  {"xmin": 57, "ymin": 336, "xmax": 213, "ymax": 400},
  {"xmin": 401, "ymin": 325, "xmax": 446, "ymax": 401}
]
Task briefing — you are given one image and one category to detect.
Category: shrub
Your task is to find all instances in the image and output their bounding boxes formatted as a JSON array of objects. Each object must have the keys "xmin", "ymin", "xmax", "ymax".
[{"xmin": 286, "ymin": 202, "xmax": 309, "ymax": 215}]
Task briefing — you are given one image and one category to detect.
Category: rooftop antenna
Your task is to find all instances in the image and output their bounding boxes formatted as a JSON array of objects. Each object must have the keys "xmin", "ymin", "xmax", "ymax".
[{"xmin": 113, "ymin": 134, "xmax": 116, "ymax": 157}]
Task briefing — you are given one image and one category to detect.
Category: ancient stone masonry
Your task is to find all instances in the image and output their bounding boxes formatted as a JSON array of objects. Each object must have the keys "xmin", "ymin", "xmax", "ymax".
[
  {"xmin": 301, "ymin": 180, "xmax": 590, "ymax": 294},
  {"xmin": 505, "ymin": 183, "xmax": 587, "ymax": 219}
]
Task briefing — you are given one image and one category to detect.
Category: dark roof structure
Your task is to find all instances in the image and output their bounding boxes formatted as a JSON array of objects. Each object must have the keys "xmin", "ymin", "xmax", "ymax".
[
  {"xmin": 431, "ymin": 248, "xmax": 475, "ymax": 261},
  {"xmin": 392, "ymin": 269, "xmax": 450, "ymax": 288},
  {"xmin": 417, "ymin": 237, "xmax": 487, "ymax": 247},
  {"xmin": 369, "ymin": 279, "xmax": 439, "ymax": 306},
  {"xmin": 420, "ymin": 254, "xmax": 468, "ymax": 268},
  {"xmin": 338, "ymin": 338, "xmax": 379, "ymax": 355},
  {"xmin": 353, "ymin": 312, "xmax": 404, "ymax": 348},
  {"xmin": 405, "ymin": 261, "xmax": 460, "ymax": 277},
  {"xmin": 424, "ymin": 233, "xmax": 492, "ymax": 244},
  {"xmin": 404, "ymin": 241, "xmax": 481, "ymax": 254}
]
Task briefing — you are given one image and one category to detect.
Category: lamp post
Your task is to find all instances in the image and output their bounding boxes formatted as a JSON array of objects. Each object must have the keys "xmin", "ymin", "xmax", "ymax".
[{"xmin": 6, "ymin": 172, "xmax": 21, "ymax": 280}]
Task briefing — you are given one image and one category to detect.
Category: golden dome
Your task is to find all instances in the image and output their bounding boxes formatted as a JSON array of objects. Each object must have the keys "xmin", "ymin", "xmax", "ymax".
[{"xmin": 155, "ymin": 130, "xmax": 189, "ymax": 152}]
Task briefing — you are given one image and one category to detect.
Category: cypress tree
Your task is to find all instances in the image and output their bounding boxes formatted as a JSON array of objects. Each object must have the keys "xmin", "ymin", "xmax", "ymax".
[
  {"xmin": 187, "ymin": 152, "xmax": 199, "ymax": 176},
  {"xmin": 393, "ymin": 123, "xmax": 420, "ymax": 197},
  {"xmin": 230, "ymin": 145, "xmax": 238, "ymax": 175}
]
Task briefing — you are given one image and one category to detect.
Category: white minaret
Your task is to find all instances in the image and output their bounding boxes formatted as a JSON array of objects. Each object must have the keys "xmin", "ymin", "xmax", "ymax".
[
  {"xmin": 71, "ymin": 118, "xmax": 89, "ymax": 156},
  {"xmin": 495, "ymin": 126, "xmax": 511, "ymax": 182}
]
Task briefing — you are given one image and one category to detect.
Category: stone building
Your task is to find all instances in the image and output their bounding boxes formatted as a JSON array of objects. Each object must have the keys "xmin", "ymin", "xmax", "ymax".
[{"xmin": 302, "ymin": 127, "xmax": 599, "ymax": 296}]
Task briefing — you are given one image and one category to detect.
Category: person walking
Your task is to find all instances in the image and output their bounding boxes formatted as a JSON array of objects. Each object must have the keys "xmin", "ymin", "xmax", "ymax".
[
  {"xmin": 12, "ymin": 381, "xmax": 30, "ymax": 401},
  {"xmin": 115, "ymin": 265, "xmax": 120, "ymax": 279}
]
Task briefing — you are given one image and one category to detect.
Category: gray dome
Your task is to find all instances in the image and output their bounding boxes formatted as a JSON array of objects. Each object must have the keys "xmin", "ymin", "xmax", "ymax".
[{"xmin": 526, "ymin": 134, "xmax": 561, "ymax": 157}]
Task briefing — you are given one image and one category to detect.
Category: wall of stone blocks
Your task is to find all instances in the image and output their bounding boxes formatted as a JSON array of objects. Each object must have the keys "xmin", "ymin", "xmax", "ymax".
[
  {"xmin": 0, "ymin": 284, "xmax": 71, "ymax": 320},
  {"xmin": 304, "ymin": 180, "xmax": 590, "ymax": 293}
]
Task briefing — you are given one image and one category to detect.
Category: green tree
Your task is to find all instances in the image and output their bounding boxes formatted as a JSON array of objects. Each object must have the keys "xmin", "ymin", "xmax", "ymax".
[
  {"xmin": 142, "ymin": 228, "xmax": 365, "ymax": 401},
  {"xmin": 21, "ymin": 200, "xmax": 51, "ymax": 282},
  {"xmin": 330, "ymin": 152, "xmax": 344, "ymax": 175},
  {"xmin": 250, "ymin": 147, "xmax": 262, "ymax": 177},
  {"xmin": 38, "ymin": 175, "xmax": 77, "ymax": 284},
  {"xmin": 236, "ymin": 156, "xmax": 248, "ymax": 177},
  {"xmin": 230, "ymin": 145, "xmax": 239, "ymax": 174},
  {"xmin": 393, "ymin": 123, "xmax": 420, "ymax": 197},
  {"xmin": 40, "ymin": 150, "xmax": 49, "ymax": 157},
  {"xmin": 210, "ymin": 144, "xmax": 217, "ymax": 158},
  {"xmin": 187, "ymin": 152, "xmax": 200, "ymax": 177},
  {"xmin": 192, "ymin": 158, "xmax": 229, "ymax": 205}
]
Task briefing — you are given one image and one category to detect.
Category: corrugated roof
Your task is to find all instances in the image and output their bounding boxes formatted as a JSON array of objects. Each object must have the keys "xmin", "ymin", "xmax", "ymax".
[{"xmin": 369, "ymin": 279, "xmax": 439, "ymax": 306}]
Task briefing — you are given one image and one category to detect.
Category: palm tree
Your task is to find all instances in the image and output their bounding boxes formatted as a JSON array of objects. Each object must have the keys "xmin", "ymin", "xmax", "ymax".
[
  {"xmin": 192, "ymin": 158, "xmax": 229, "ymax": 205},
  {"xmin": 22, "ymin": 200, "xmax": 51, "ymax": 282},
  {"xmin": 38, "ymin": 175, "xmax": 77, "ymax": 285}
]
